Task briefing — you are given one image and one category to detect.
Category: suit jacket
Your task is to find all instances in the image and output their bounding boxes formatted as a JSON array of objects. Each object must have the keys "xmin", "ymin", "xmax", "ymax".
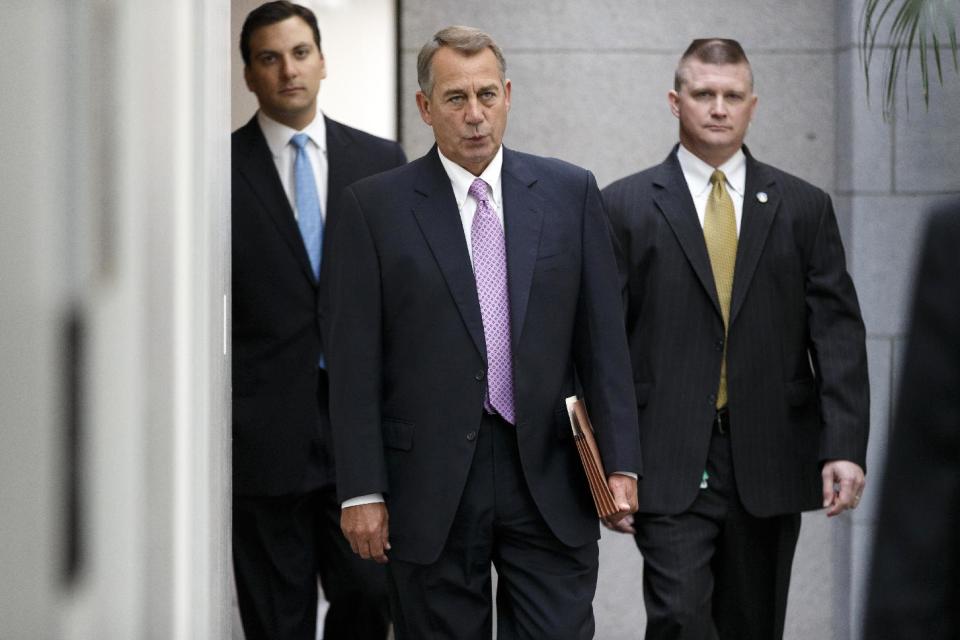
[
  {"xmin": 602, "ymin": 145, "xmax": 869, "ymax": 517},
  {"xmin": 324, "ymin": 146, "xmax": 641, "ymax": 564},
  {"xmin": 864, "ymin": 201, "xmax": 960, "ymax": 639},
  {"xmin": 232, "ymin": 114, "xmax": 406, "ymax": 497}
]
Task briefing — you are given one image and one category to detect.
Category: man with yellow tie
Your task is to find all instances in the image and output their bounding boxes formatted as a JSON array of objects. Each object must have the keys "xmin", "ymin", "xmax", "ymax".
[{"xmin": 601, "ymin": 39, "xmax": 870, "ymax": 639}]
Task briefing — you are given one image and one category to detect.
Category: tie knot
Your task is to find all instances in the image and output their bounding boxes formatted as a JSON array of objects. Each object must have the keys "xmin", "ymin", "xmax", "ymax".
[
  {"xmin": 291, "ymin": 132, "xmax": 310, "ymax": 150},
  {"xmin": 469, "ymin": 178, "xmax": 489, "ymax": 202},
  {"xmin": 710, "ymin": 170, "xmax": 727, "ymax": 187}
]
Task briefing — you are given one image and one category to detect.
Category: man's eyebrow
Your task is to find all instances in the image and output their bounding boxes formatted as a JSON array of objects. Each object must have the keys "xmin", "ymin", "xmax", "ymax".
[{"xmin": 254, "ymin": 41, "xmax": 313, "ymax": 56}]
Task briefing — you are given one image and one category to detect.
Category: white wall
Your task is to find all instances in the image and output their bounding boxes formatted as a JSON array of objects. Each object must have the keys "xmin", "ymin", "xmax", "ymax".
[
  {"xmin": 0, "ymin": 1, "xmax": 231, "ymax": 638},
  {"xmin": 0, "ymin": 3, "xmax": 70, "ymax": 634}
]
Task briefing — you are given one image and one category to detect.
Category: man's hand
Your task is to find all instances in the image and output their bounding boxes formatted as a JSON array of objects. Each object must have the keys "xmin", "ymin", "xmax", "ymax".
[
  {"xmin": 602, "ymin": 513, "xmax": 636, "ymax": 534},
  {"xmin": 341, "ymin": 502, "xmax": 391, "ymax": 563},
  {"xmin": 822, "ymin": 460, "xmax": 866, "ymax": 517},
  {"xmin": 603, "ymin": 474, "xmax": 639, "ymax": 533}
]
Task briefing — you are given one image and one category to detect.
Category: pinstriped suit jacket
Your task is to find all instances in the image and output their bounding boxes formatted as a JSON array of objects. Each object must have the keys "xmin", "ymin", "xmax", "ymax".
[{"xmin": 602, "ymin": 145, "xmax": 869, "ymax": 517}]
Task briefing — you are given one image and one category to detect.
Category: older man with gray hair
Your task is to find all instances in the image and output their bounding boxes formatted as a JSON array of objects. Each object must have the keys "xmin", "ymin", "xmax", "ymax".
[{"xmin": 324, "ymin": 25, "xmax": 641, "ymax": 640}]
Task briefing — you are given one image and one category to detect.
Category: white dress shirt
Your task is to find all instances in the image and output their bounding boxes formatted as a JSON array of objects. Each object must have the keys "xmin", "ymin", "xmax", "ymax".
[
  {"xmin": 437, "ymin": 146, "xmax": 506, "ymax": 261},
  {"xmin": 257, "ymin": 109, "xmax": 329, "ymax": 218},
  {"xmin": 676, "ymin": 144, "xmax": 746, "ymax": 236}
]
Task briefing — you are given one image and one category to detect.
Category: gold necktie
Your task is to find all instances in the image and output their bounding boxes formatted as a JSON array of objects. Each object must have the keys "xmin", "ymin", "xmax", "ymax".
[{"xmin": 704, "ymin": 170, "xmax": 737, "ymax": 408}]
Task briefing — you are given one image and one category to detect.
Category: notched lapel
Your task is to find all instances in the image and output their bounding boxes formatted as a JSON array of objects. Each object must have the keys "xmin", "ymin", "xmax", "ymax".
[
  {"xmin": 237, "ymin": 122, "xmax": 317, "ymax": 284},
  {"xmin": 501, "ymin": 155, "xmax": 544, "ymax": 349},
  {"xmin": 410, "ymin": 152, "xmax": 487, "ymax": 360},
  {"xmin": 730, "ymin": 160, "xmax": 779, "ymax": 326},
  {"xmin": 653, "ymin": 158, "xmax": 722, "ymax": 317}
]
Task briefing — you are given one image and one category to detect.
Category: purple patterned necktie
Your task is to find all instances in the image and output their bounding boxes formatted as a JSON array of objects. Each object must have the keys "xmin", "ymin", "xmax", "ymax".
[{"xmin": 469, "ymin": 177, "xmax": 515, "ymax": 424}]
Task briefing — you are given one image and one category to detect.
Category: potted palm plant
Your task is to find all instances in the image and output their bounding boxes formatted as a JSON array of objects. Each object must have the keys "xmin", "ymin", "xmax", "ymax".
[{"xmin": 862, "ymin": 0, "xmax": 959, "ymax": 118}]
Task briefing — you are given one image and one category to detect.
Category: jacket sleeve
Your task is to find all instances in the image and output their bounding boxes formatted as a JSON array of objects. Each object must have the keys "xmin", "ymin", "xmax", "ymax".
[
  {"xmin": 804, "ymin": 193, "xmax": 870, "ymax": 467},
  {"xmin": 325, "ymin": 185, "xmax": 390, "ymax": 502},
  {"xmin": 574, "ymin": 171, "xmax": 642, "ymax": 477}
]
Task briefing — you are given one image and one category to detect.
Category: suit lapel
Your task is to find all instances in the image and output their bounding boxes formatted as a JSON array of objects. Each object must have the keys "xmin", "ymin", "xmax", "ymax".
[
  {"xmin": 325, "ymin": 117, "xmax": 350, "ymax": 216},
  {"xmin": 653, "ymin": 151, "xmax": 722, "ymax": 316},
  {"xmin": 410, "ymin": 149, "xmax": 488, "ymax": 359},
  {"xmin": 236, "ymin": 117, "xmax": 316, "ymax": 284},
  {"xmin": 501, "ymin": 150, "xmax": 544, "ymax": 348},
  {"xmin": 730, "ymin": 151, "xmax": 779, "ymax": 326}
]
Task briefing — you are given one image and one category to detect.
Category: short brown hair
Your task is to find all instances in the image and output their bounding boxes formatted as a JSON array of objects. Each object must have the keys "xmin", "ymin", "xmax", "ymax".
[
  {"xmin": 417, "ymin": 26, "xmax": 507, "ymax": 97},
  {"xmin": 240, "ymin": 1, "xmax": 321, "ymax": 66},
  {"xmin": 674, "ymin": 38, "xmax": 753, "ymax": 91}
]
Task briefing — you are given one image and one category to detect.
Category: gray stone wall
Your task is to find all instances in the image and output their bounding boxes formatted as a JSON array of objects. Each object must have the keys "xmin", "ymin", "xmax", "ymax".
[
  {"xmin": 400, "ymin": 0, "xmax": 839, "ymax": 189},
  {"xmin": 834, "ymin": 2, "xmax": 960, "ymax": 639},
  {"xmin": 400, "ymin": 1, "xmax": 960, "ymax": 639}
]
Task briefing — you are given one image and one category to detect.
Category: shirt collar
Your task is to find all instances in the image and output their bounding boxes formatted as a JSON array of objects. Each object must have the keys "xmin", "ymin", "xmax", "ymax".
[
  {"xmin": 257, "ymin": 109, "xmax": 328, "ymax": 158},
  {"xmin": 437, "ymin": 145, "xmax": 504, "ymax": 210},
  {"xmin": 676, "ymin": 144, "xmax": 746, "ymax": 199}
]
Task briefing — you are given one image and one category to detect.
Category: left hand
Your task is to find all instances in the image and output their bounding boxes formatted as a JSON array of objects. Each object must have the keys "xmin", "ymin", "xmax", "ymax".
[
  {"xmin": 603, "ymin": 474, "xmax": 639, "ymax": 531},
  {"xmin": 821, "ymin": 460, "xmax": 866, "ymax": 517}
]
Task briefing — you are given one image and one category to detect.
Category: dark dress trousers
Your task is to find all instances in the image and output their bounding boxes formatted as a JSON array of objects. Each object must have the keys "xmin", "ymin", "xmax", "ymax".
[
  {"xmin": 864, "ymin": 201, "xmax": 960, "ymax": 640},
  {"xmin": 602, "ymin": 146, "xmax": 869, "ymax": 639},
  {"xmin": 232, "ymin": 114, "xmax": 406, "ymax": 640},
  {"xmin": 324, "ymin": 146, "xmax": 641, "ymax": 639}
]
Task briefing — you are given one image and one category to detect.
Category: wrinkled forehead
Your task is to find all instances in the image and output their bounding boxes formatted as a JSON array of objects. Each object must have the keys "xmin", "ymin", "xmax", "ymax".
[{"xmin": 431, "ymin": 48, "xmax": 504, "ymax": 87}]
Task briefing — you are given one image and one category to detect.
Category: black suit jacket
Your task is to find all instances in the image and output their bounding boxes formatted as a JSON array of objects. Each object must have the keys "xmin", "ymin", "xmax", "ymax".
[
  {"xmin": 232, "ymin": 115, "xmax": 406, "ymax": 497},
  {"xmin": 325, "ymin": 147, "xmax": 641, "ymax": 564},
  {"xmin": 602, "ymin": 145, "xmax": 869, "ymax": 517},
  {"xmin": 864, "ymin": 201, "xmax": 960, "ymax": 639}
]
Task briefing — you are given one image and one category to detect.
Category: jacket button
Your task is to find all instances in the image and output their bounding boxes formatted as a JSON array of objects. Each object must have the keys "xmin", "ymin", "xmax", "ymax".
[
  {"xmin": 466, "ymin": 430, "xmax": 477, "ymax": 441},
  {"xmin": 707, "ymin": 393, "xmax": 716, "ymax": 405},
  {"xmin": 715, "ymin": 338, "xmax": 724, "ymax": 351},
  {"xmin": 475, "ymin": 370, "xmax": 485, "ymax": 381}
]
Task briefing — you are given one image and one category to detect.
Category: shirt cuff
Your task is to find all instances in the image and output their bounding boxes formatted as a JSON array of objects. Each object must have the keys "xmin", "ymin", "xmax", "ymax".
[
  {"xmin": 341, "ymin": 493, "xmax": 385, "ymax": 509},
  {"xmin": 613, "ymin": 471, "xmax": 638, "ymax": 480}
]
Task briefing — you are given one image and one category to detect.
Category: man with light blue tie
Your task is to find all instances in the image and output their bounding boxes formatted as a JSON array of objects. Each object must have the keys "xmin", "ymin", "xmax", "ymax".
[
  {"xmin": 325, "ymin": 26, "xmax": 640, "ymax": 639},
  {"xmin": 230, "ymin": 2, "xmax": 406, "ymax": 639}
]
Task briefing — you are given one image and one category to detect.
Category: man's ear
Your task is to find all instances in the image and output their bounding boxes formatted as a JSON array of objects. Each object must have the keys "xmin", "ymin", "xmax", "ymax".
[
  {"xmin": 416, "ymin": 91, "xmax": 432, "ymax": 126},
  {"xmin": 667, "ymin": 90, "xmax": 680, "ymax": 118}
]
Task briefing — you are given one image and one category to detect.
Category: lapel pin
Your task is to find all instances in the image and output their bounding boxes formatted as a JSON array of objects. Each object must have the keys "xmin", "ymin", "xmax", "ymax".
[{"xmin": 756, "ymin": 191, "xmax": 768, "ymax": 203}]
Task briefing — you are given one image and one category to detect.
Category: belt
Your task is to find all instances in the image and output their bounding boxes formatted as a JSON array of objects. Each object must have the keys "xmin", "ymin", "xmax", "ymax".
[{"xmin": 714, "ymin": 407, "xmax": 730, "ymax": 435}]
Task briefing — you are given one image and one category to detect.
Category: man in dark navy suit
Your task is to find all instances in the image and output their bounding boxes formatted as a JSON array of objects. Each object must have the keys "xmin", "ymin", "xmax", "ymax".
[
  {"xmin": 231, "ymin": 3, "xmax": 405, "ymax": 638},
  {"xmin": 602, "ymin": 39, "xmax": 869, "ymax": 639},
  {"xmin": 865, "ymin": 200, "xmax": 960, "ymax": 640},
  {"xmin": 325, "ymin": 25, "xmax": 640, "ymax": 640}
]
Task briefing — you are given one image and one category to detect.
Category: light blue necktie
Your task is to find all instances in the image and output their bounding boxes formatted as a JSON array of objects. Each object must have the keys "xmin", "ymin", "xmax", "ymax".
[
  {"xmin": 292, "ymin": 133, "xmax": 326, "ymax": 369},
  {"xmin": 291, "ymin": 133, "xmax": 323, "ymax": 279}
]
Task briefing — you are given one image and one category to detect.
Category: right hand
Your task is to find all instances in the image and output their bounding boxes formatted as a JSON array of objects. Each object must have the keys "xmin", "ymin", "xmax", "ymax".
[
  {"xmin": 602, "ymin": 473, "xmax": 638, "ymax": 534},
  {"xmin": 341, "ymin": 502, "xmax": 391, "ymax": 563},
  {"xmin": 602, "ymin": 513, "xmax": 636, "ymax": 535}
]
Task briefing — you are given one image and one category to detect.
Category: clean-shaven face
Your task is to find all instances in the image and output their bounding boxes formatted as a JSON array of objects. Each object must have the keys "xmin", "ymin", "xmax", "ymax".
[
  {"xmin": 669, "ymin": 59, "xmax": 757, "ymax": 166},
  {"xmin": 416, "ymin": 46, "xmax": 511, "ymax": 176},
  {"xmin": 244, "ymin": 16, "xmax": 326, "ymax": 130}
]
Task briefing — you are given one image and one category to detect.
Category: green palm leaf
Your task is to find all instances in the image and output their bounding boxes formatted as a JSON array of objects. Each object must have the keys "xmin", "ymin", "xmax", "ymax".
[{"xmin": 861, "ymin": 0, "xmax": 959, "ymax": 118}]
